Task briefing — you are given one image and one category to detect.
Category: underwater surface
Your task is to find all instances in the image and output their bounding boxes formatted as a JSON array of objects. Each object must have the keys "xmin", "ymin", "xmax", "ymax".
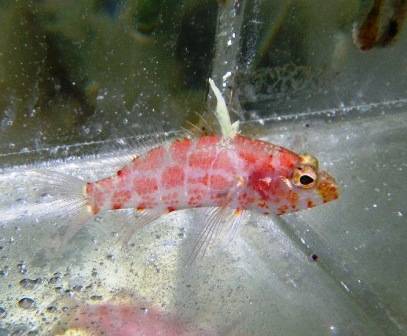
[{"xmin": 0, "ymin": 1, "xmax": 407, "ymax": 335}]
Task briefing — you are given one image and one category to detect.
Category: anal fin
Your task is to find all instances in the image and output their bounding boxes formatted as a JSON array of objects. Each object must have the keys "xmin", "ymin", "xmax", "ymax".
[
  {"xmin": 116, "ymin": 208, "xmax": 164, "ymax": 248},
  {"xmin": 187, "ymin": 206, "xmax": 247, "ymax": 265}
]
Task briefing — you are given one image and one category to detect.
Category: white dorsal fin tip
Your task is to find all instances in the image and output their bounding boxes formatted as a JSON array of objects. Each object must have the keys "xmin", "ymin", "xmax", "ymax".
[{"xmin": 208, "ymin": 78, "xmax": 238, "ymax": 139}]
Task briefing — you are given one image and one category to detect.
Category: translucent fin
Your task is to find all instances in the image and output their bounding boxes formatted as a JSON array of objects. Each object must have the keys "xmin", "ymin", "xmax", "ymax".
[
  {"xmin": 133, "ymin": 208, "xmax": 165, "ymax": 228},
  {"xmin": 0, "ymin": 170, "xmax": 92, "ymax": 252},
  {"xmin": 208, "ymin": 78, "xmax": 239, "ymax": 139},
  {"xmin": 112, "ymin": 208, "xmax": 165, "ymax": 248},
  {"xmin": 187, "ymin": 207, "xmax": 246, "ymax": 264},
  {"xmin": 182, "ymin": 112, "xmax": 218, "ymax": 138}
]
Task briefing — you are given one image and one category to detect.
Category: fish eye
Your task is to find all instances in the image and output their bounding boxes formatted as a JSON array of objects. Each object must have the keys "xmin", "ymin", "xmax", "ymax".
[
  {"xmin": 293, "ymin": 165, "xmax": 317, "ymax": 189},
  {"xmin": 300, "ymin": 174, "xmax": 314, "ymax": 185}
]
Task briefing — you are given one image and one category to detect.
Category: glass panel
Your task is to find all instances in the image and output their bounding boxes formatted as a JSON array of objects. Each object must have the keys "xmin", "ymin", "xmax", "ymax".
[{"xmin": 1, "ymin": 1, "xmax": 406, "ymax": 335}]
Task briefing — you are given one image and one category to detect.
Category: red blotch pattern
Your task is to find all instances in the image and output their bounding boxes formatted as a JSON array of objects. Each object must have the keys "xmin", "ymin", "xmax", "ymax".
[
  {"xmin": 209, "ymin": 174, "xmax": 232, "ymax": 190},
  {"xmin": 133, "ymin": 147, "xmax": 165, "ymax": 171},
  {"xmin": 170, "ymin": 138, "xmax": 191, "ymax": 164},
  {"xmin": 133, "ymin": 177, "xmax": 158, "ymax": 195},
  {"xmin": 188, "ymin": 152, "xmax": 216, "ymax": 169},
  {"xmin": 111, "ymin": 190, "xmax": 131, "ymax": 210},
  {"xmin": 278, "ymin": 149, "xmax": 297, "ymax": 171},
  {"xmin": 187, "ymin": 187, "xmax": 206, "ymax": 207},
  {"xmin": 161, "ymin": 166, "xmax": 184, "ymax": 189}
]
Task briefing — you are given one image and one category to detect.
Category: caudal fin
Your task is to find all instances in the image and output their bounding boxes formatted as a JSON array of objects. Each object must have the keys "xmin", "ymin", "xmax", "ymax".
[{"xmin": 0, "ymin": 169, "xmax": 92, "ymax": 251}]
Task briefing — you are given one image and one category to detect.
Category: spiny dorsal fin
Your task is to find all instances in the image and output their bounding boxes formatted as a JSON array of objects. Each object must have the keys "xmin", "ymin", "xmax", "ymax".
[{"xmin": 208, "ymin": 78, "xmax": 239, "ymax": 139}]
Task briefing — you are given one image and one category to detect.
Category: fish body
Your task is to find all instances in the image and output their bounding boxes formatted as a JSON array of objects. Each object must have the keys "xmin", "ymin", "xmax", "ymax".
[{"xmin": 86, "ymin": 134, "xmax": 338, "ymax": 217}]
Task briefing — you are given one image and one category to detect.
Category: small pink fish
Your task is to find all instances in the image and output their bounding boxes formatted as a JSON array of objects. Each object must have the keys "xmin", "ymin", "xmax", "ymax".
[
  {"xmin": 85, "ymin": 134, "xmax": 338, "ymax": 216},
  {"xmin": 58, "ymin": 301, "xmax": 213, "ymax": 336},
  {"xmin": 29, "ymin": 79, "xmax": 339, "ymax": 256}
]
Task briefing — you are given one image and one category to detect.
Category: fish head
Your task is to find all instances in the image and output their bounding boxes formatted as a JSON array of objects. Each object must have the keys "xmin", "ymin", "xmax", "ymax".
[{"xmin": 249, "ymin": 152, "xmax": 339, "ymax": 214}]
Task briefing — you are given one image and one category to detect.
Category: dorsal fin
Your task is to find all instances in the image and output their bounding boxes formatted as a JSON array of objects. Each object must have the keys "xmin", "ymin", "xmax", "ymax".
[
  {"xmin": 182, "ymin": 78, "xmax": 240, "ymax": 138},
  {"xmin": 208, "ymin": 78, "xmax": 240, "ymax": 139}
]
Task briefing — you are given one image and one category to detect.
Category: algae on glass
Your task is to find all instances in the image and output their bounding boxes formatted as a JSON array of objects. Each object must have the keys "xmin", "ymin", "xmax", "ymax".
[{"xmin": 0, "ymin": 0, "xmax": 217, "ymax": 158}]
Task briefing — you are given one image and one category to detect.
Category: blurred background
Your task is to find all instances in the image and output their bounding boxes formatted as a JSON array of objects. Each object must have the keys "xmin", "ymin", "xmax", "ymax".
[{"xmin": 0, "ymin": 0, "xmax": 406, "ymax": 335}]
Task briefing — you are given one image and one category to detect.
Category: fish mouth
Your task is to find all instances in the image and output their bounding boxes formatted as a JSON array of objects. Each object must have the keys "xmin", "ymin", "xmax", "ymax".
[{"xmin": 317, "ymin": 171, "xmax": 340, "ymax": 203}]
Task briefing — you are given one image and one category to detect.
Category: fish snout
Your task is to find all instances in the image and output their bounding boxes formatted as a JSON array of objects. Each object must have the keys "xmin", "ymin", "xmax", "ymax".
[{"xmin": 316, "ymin": 171, "xmax": 339, "ymax": 203}]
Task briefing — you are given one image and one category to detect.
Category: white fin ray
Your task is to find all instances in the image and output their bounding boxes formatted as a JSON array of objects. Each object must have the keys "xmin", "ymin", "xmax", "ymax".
[
  {"xmin": 182, "ymin": 112, "xmax": 217, "ymax": 138},
  {"xmin": 0, "ymin": 170, "xmax": 89, "ymax": 224},
  {"xmin": 100, "ymin": 208, "xmax": 165, "ymax": 249},
  {"xmin": 133, "ymin": 208, "xmax": 165, "ymax": 230},
  {"xmin": 208, "ymin": 78, "xmax": 239, "ymax": 139},
  {"xmin": 187, "ymin": 206, "xmax": 247, "ymax": 265},
  {"xmin": 0, "ymin": 169, "xmax": 93, "ymax": 257}
]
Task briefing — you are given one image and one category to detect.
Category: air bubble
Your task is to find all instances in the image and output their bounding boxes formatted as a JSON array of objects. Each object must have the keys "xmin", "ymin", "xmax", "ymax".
[
  {"xmin": 19, "ymin": 278, "xmax": 42, "ymax": 290},
  {"xmin": 18, "ymin": 297, "xmax": 36, "ymax": 310},
  {"xmin": 49, "ymin": 273, "xmax": 62, "ymax": 284},
  {"xmin": 46, "ymin": 306, "xmax": 57, "ymax": 313},
  {"xmin": 17, "ymin": 262, "xmax": 27, "ymax": 274},
  {"xmin": 72, "ymin": 285, "xmax": 83, "ymax": 292},
  {"xmin": 106, "ymin": 254, "xmax": 115, "ymax": 261}
]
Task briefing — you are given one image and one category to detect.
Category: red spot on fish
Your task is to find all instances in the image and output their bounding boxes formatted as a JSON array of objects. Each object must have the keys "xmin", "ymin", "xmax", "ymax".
[
  {"xmin": 170, "ymin": 138, "xmax": 192, "ymax": 164},
  {"xmin": 196, "ymin": 135, "xmax": 219, "ymax": 148},
  {"xmin": 209, "ymin": 174, "xmax": 231, "ymax": 190},
  {"xmin": 167, "ymin": 206, "xmax": 176, "ymax": 212},
  {"xmin": 307, "ymin": 199, "xmax": 315, "ymax": 208},
  {"xmin": 234, "ymin": 135, "xmax": 265, "ymax": 165},
  {"xmin": 239, "ymin": 151, "xmax": 257, "ymax": 166},
  {"xmin": 85, "ymin": 182, "xmax": 93, "ymax": 195},
  {"xmin": 287, "ymin": 190, "xmax": 299, "ymax": 209},
  {"xmin": 161, "ymin": 166, "xmax": 184, "ymax": 189},
  {"xmin": 188, "ymin": 152, "xmax": 215, "ymax": 169},
  {"xmin": 116, "ymin": 166, "xmax": 131, "ymax": 179},
  {"xmin": 278, "ymin": 149, "xmax": 297, "ymax": 171},
  {"xmin": 133, "ymin": 177, "xmax": 158, "ymax": 195},
  {"xmin": 277, "ymin": 204, "xmax": 289, "ymax": 215},
  {"xmin": 210, "ymin": 191, "xmax": 229, "ymax": 204},
  {"xmin": 317, "ymin": 178, "xmax": 339, "ymax": 203},
  {"xmin": 248, "ymin": 170, "xmax": 281, "ymax": 200},
  {"xmin": 258, "ymin": 200, "xmax": 268, "ymax": 209},
  {"xmin": 133, "ymin": 147, "xmax": 165, "ymax": 171},
  {"xmin": 212, "ymin": 151, "xmax": 236, "ymax": 173},
  {"xmin": 111, "ymin": 190, "xmax": 131, "ymax": 210},
  {"xmin": 187, "ymin": 174, "xmax": 209, "ymax": 186},
  {"xmin": 237, "ymin": 192, "xmax": 255, "ymax": 208},
  {"xmin": 161, "ymin": 191, "xmax": 180, "ymax": 208},
  {"xmin": 187, "ymin": 187, "xmax": 206, "ymax": 207},
  {"xmin": 97, "ymin": 177, "xmax": 114, "ymax": 191},
  {"xmin": 139, "ymin": 194, "xmax": 157, "ymax": 208}
]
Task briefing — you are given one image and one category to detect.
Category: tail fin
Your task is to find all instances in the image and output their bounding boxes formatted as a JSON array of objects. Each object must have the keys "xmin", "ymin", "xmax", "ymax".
[{"xmin": 0, "ymin": 169, "xmax": 92, "ymax": 251}]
